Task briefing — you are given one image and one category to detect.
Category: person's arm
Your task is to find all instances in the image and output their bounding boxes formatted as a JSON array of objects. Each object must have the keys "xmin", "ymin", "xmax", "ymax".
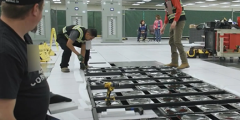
[
  {"xmin": 164, "ymin": 11, "xmax": 169, "ymax": 25},
  {"xmin": 161, "ymin": 13, "xmax": 168, "ymax": 34},
  {"xmin": 0, "ymin": 99, "xmax": 16, "ymax": 120},
  {"xmin": 0, "ymin": 52, "xmax": 22, "ymax": 120},
  {"xmin": 160, "ymin": 20, "xmax": 163, "ymax": 29},
  {"xmin": 81, "ymin": 43, "xmax": 86, "ymax": 63},
  {"xmin": 171, "ymin": 0, "xmax": 182, "ymax": 22},
  {"xmin": 153, "ymin": 21, "xmax": 155, "ymax": 29},
  {"xmin": 66, "ymin": 30, "xmax": 81, "ymax": 56},
  {"xmin": 84, "ymin": 49, "xmax": 90, "ymax": 65},
  {"xmin": 145, "ymin": 24, "xmax": 148, "ymax": 32}
]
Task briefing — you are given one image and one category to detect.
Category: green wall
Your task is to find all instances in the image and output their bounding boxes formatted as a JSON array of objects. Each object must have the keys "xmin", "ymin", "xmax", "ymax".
[
  {"xmin": 88, "ymin": 11, "xmax": 102, "ymax": 35},
  {"xmin": 53, "ymin": 10, "xmax": 237, "ymax": 37},
  {"xmin": 124, "ymin": 10, "xmax": 233, "ymax": 37},
  {"xmin": 56, "ymin": 10, "xmax": 66, "ymax": 34},
  {"xmin": 0, "ymin": 7, "xmax": 239, "ymax": 37}
]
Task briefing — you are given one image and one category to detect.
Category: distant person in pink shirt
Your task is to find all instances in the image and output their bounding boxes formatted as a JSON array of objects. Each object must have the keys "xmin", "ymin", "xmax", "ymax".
[{"xmin": 153, "ymin": 15, "xmax": 163, "ymax": 42}]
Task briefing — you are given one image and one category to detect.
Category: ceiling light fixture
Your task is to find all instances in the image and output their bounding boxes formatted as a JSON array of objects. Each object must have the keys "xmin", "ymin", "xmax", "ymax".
[
  {"xmin": 209, "ymin": 4, "xmax": 218, "ymax": 6},
  {"xmin": 206, "ymin": 0, "xmax": 216, "ymax": 1},
  {"xmin": 200, "ymin": 5, "xmax": 208, "ymax": 7},
  {"xmin": 195, "ymin": 1, "xmax": 205, "ymax": 3},
  {"xmin": 231, "ymin": 4, "xmax": 240, "ymax": 6},
  {"xmin": 143, "ymin": 0, "xmax": 151, "ymax": 2},
  {"xmin": 186, "ymin": 3, "xmax": 195, "ymax": 5},
  {"xmin": 132, "ymin": 3, "xmax": 140, "ymax": 5},
  {"xmin": 137, "ymin": 2, "xmax": 145, "ymax": 4},
  {"xmin": 156, "ymin": 4, "xmax": 163, "ymax": 6},
  {"xmin": 232, "ymin": 0, "xmax": 240, "ymax": 2},
  {"xmin": 220, "ymin": 2, "xmax": 230, "ymax": 4},
  {"xmin": 54, "ymin": 1, "xmax": 61, "ymax": 3}
]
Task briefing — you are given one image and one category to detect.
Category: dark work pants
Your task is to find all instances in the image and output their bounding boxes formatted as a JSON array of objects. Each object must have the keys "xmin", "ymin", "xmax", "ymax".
[
  {"xmin": 169, "ymin": 21, "xmax": 188, "ymax": 64},
  {"xmin": 57, "ymin": 35, "xmax": 90, "ymax": 68},
  {"xmin": 155, "ymin": 29, "xmax": 161, "ymax": 42},
  {"xmin": 137, "ymin": 32, "xmax": 147, "ymax": 41}
]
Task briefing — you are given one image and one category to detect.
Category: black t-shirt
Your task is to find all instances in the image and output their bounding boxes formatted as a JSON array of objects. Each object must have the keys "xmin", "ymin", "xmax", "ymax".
[{"xmin": 0, "ymin": 20, "xmax": 50, "ymax": 120}]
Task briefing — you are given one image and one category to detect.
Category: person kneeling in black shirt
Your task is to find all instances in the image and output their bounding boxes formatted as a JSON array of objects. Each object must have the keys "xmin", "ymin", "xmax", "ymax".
[
  {"xmin": 0, "ymin": 0, "xmax": 50, "ymax": 120},
  {"xmin": 57, "ymin": 25, "xmax": 97, "ymax": 72}
]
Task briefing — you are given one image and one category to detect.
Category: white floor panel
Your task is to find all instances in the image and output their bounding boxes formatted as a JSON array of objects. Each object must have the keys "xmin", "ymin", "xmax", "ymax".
[
  {"xmin": 88, "ymin": 64, "xmax": 112, "ymax": 68},
  {"xmin": 223, "ymin": 86, "xmax": 240, "ymax": 97},
  {"xmin": 181, "ymin": 69, "xmax": 240, "ymax": 89},
  {"xmin": 51, "ymin": 111, "xmax": 87, "ymax": 120},
  {"xmin": 89, "ymin": 52, "xmax": 108, "ymax": 63},
  {"xmin": 99, "ymin": 110, "xmax": 157, "ymax": 120},
  {"xmin": 70, "ymin": 109, "xmax": 93, "ymax": 119},
  {"xmin": 208, "ymin": 68, "xmax": 240, "ymax": 81}
]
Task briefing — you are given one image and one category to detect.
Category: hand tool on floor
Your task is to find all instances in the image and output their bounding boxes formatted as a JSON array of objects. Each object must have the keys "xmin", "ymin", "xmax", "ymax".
[{"xmin": 100, "ymin": 81, "xmax": 122, "ymax": 106}]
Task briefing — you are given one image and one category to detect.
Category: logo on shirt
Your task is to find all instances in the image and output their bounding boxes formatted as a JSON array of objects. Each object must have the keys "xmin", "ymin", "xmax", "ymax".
[{"xmin": 30, "ymin": 68, "xmax": 46, "ymax": 87}]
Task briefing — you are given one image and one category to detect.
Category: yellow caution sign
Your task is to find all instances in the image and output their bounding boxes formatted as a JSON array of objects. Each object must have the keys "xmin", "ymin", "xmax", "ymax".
[
  {"xmin": 39, "ymin": 43, "xmax": 51, "ymax": 62},
  {"xmin": 39, "ymin": 28, "xmax": 59, "ymax": 62},
  {"xmin": 43, "ymin": 42, "xmax": 56, "ymax": 56},
  {"xmin": 50, "ymin": 28, "xmax": 59, "ymax": 51}
]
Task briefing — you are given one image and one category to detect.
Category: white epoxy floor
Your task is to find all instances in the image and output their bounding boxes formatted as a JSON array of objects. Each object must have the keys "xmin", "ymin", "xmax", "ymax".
[{"xmin": 45, "ymin": 39, "xmax": 240, "ymax": 120}]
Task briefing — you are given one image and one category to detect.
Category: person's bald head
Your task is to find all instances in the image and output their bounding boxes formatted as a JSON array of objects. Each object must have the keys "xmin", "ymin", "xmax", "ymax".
[
  {"xmin": 1, "ymin": 0, "xmax": 44, "ymax": 32},
  {"xmin": 1, "ymin": 0, "xmax": 44, "ymax": 19}
]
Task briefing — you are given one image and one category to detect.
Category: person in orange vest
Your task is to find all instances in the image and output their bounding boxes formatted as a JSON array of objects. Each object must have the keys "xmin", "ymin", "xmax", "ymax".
[{"xmin": 161, "ymin": 0, "xmax": 190, "ymax": 69}]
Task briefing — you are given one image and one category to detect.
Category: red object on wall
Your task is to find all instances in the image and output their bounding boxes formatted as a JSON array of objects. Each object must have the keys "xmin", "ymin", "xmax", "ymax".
[
  {"xmin": 229, "ymin": 34, "xmax": 240, "ymax": 50},
  {"xmin": 215, "ymin": 33, "xmax": 230, "ymax": 50},
  {"xmin": 238, "ymin": 17, "xmax": 240, "ymax": 27}
]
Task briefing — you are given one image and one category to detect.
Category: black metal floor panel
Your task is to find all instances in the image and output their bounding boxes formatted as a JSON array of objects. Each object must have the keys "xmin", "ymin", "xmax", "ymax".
[{"xmin": 85, "ymin": 63, "xmax": 240, "ymax": 120}]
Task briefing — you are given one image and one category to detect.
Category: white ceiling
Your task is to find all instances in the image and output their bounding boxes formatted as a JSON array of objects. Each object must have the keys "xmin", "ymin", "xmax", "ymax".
[{"xmin": 51, "ymin": 0, "xmax": 240, "ymax": 9}]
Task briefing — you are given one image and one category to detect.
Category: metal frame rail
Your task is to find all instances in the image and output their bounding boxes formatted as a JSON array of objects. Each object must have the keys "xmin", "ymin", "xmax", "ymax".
[
  {"xmin": 86, "ymin": 66, "xmax": 240, "ymax": 120},
  {"xmin": 85, "ymin": 66, "xmax": 182, "ymax": 76}
]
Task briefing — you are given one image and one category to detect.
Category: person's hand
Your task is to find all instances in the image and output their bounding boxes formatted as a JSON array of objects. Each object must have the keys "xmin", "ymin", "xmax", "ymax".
[
  {"xmin": 170, "ymin": 21, "xmax": 177, "ymax": 30},
  {"xmin": 77, "ymin": 54, "xmax": 84, "ymax": 62},
  {"xmin": 160, "ymin": 28, "xmax": 165, "ymax": 34},
  {"xmin": 80, "ymin": 63, "xmax": 86, "ymax": 70}
]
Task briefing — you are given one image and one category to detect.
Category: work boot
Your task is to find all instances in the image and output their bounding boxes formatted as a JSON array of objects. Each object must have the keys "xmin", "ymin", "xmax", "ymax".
[
  {"xmin": 177, "ymin": 63, "xmax": 190, "ymax": 69},
  {"xmin": 165, "ymin": 63, "xmax": 179, "ymax": 67},
  {"xmin": 61, "ymin": 67, "xmax": 70, "ymax": 73}
]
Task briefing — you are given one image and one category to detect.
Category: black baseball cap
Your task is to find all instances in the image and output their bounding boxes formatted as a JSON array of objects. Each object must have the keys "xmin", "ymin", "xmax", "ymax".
[{"xmin": 5, "ymin": 0, "xmax": 42, "ymax": 5}]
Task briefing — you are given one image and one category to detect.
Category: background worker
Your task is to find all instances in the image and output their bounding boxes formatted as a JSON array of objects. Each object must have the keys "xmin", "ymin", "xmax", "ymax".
[
  {"xmin": 137, "ymin": 20, "xmax": 147, "ymax": 42},
  {"xmin": 0, "ymin": 0, "xmax": 50, "ymax": 120},
  {"xmin": 153, "ymin": 15, "xmax": 163, "ymax": 42},
  {"xmin": 56, "ymin": 25, "xmax": 97, "ymax": 72},
  {"xmin": 160, "ymin": 0, "xmax": 190, "ymax": 69}
]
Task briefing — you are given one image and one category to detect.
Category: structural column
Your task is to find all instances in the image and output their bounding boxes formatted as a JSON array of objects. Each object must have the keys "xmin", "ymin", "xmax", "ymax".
[
  {"xmin": 65, "ymin": 0, "xmax": 88, "ymax": 27},
  {"xmin": 101, "ymin": 0, "xmax": 123, "ymax": 43},
  {"xmin": 29, "ymin": 0, "xmax": 51, "ymax": 43}
]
